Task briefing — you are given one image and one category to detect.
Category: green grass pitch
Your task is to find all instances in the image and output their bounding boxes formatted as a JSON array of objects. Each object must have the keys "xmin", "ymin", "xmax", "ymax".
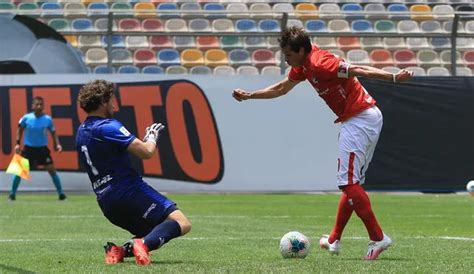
[{"xmin": 1, "ymin": 193, "xmax": 473, "ymax": 273}]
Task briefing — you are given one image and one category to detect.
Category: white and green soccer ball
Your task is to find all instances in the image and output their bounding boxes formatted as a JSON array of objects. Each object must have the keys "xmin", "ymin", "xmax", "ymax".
[
  {"xmin": 279, "ymin": 231, "xmax": 310, "ymax": 259},
  {"xmin": 467, "ymin": 180, "xmax": 474, "ymax": 196}
]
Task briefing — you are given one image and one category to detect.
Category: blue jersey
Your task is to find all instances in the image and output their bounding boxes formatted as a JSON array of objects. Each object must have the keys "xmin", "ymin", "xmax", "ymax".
[
  {"xmin": 19, "ymin": 113, "xmax": 54, "ymax": 147},
  {"xmin": 75, "ymin": 116, "xmax": 141, "ymax": 197}
]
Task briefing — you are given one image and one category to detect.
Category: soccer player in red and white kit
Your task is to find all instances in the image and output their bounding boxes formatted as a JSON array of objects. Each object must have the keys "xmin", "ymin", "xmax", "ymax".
[{"xmin": 233, "ymin": 27, "xmax": 412, "ymax": 260}]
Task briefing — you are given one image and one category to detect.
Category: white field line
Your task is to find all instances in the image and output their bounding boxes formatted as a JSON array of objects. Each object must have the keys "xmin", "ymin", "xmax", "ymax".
[{"xmin": 0, "ymin": 236, "xmax": 473, "ymax": 243}]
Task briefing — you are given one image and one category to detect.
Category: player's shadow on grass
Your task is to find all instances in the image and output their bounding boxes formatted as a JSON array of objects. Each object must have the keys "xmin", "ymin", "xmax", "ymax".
[
  {"xmin": 0, "ymin": 264, "xmax": 36, "ymax": 274},
  {"xmin": 123, "ymin": 260, "xmax": 186, "ymax": 265},
  {"xmin": 345, "ymin": 257, "xmax": 408, "ymax": 261}
]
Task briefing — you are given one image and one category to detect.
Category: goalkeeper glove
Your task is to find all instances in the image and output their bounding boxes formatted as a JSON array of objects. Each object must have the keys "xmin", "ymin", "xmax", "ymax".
[{"xmin": 143, "ymin": 123, "xmax": 165, "ymax": 145}]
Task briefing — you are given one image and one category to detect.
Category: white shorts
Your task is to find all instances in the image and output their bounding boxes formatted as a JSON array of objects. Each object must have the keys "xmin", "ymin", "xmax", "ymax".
[{"xmin": 337, "ymin": 106, "xmax": 383, "ymax": 187}]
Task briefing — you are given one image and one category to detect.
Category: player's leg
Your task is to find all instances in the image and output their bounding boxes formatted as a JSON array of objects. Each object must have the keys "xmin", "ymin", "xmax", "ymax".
[
  {"xmin": 320, "ymin": 191, "xmax": 352, "ymax": 254},
  {"xmin": 9, "ymin": 175, "xmax": 21, "ymax": 200},
  {"xmin": 41, "ymin": 147, "xmax": 66, "ymax": 200},
  {"xmin": 9, "ymin": 146, "xmax": 33, "ymax": 200}
]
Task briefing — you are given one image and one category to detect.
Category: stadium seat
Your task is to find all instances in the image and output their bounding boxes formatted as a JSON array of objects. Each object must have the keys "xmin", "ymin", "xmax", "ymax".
[
  {"xmin": 351, "ymin": 20, "xmax": 373, "ymax": 32},
  {"xmin": 454, "ymin": 66, "xmax": 472, "ymax": 76},
  {"xmin": 249, "ymin": 3, "xmax": 272, "ymax": 18},
  {"xmin": 440, "ymin": 50, "xmax": 462, "ymax": 67},
  {"xmin": 287, "ymin": 19, "xmax": 304, "ymax": 29},
  {"xmin": 95, "ymin": 18, "xmax": 117, "ymax": 32},
  {"xmin": 337, "ymin": 37, "xmax": 360, "ymax": 50},
  {"xmin": 237, "ymin": 66, "xmax": 259, "ymax": 76},
  {"xmin": 443, "ymin": 21, "xmax": 464, "ymax": 33},
  {"xmin": 203, "ymin": 3, "xmax": 225, "ymax": 19},
  {"xmin": 181, "ymin": 49, "xmax": 204, "ymax": 67},
  {"xmin": 361, "ymin": 37, "xmax": 383, "ymax": 49},
  {"xmin": 369, "ymin": 49, "xmax": 394, "ymax": 68},
  {"xmin": 173, "ymin": 36, "xmax": 195, "ymax": 50},
  {"xmin": 427, "ymin": 66, "xmax": 450, "ymax": 76},
  {"xmin": 417, "ymin": 50, "xmax": 440, "ymax": 68},
  {"xmin": 319, "ymin": 3, "xmax": 341, "ymax": 19},
  {"xmin": 165, "ymin": 65, "xmax": 187, "ymax": 75},
  {"xmin": 142, "ymin": 65, "xmax": 164, "ymax": 74},
  {"xmin": 258, "ymin": 19, "xmax": 280, "ymax": 33},
  {"xmin": 244, "ymin": 36, "xmax": 266, "ymax": 49},
  {"xmin": 204, "ymin": 49, "xmax": 228, "ymax": 67},
  {"xmin": 150, "ymin": 36, "xmax": 172, "ymax": 50},
  {"xmin": 305, "ymin": 20, "xmax": 327, "ymax": 33},
  {"xmin": 18, "ymin": 2, "xmax": 39, "ymax": 17},
  {"xmin": 364, "ymin": 4, "xmax": 386, "ymax": 20},
  {"xmin": 102, "ymin": 35, "xmax": 125, "ymax": 48},
  {"xmin": 328, "ymin": 20, "xmax": 350, "ymax": 32},
  {"xmin": 220, "ymin": 36, "xmax": 242, "ymax": 49},
  {"xmin": 78, "ymin": 35, "xmax": 102, "ymax": 49},
  {"xmin": 118, "ymin": 18, "xmax": 141, "ymax": 32},
  {"xmin": 432, "ymin": 5, "xmax": 454, "ymax": 19},
  {"xmin": 85, "ymin": 48, "xmax": 107, "ymax": 65},
  {"xmin": 313, "ymin": 37, "xmax": 337, "ymax": 49},
  {"xmin": 455, "ymin": 4, "xmax": 474, "ymax": 12},
  {"xmin": 463, "ymin": 51, "xmax": 474, "ymax": 68},
  {"xmin": 41, "ymin": 2, "xmax": 62, "ymax": 17},
  {"xmin": 347, "ymin": 49, "xmax": 370, "ymax": 65},
  {"xmin": 381, "ymin": 66, "xmax": 401, "ymax": 74},
  {"xmin": 48, "ymin": 19, "xmax": 70, "ymax": 32},
  {"xmin": 295, "ymin": 3, "xmax": 318, "ymax": 19},
  {"xmin": 134, "ymin": 49, "xmax": 157, "ymax": 67},
  {"xmin": 125, "ymin": 36, "xmax": 149, "ymax": 49},
  {"xmin": 0, "ymin": 2, "xmax": 14, "ymax": 14},
  {"xmin": 196, "ymin": 36, "xmax": 219, "ymax": 50},
  {"xmin": 272, "ymin": 3, "xmax": 294, "ymax": 14},
  {"xmin": 420, "ymin": 21, "xmax": 443, "ymax": 33},
  {"xmin": 410, "ymin": 5, "xmax": 433, "ymax": 21},
  {"xmin": 261, "ymin": 66, "xmax": 281, "ymax": 76},
  {"xmin": 64, "ymin": 35, "xmax": 78, "ymax": 47},
  {"xmin": 456, "ymin": 38, "xmax": 473, "ymax": 50},
  {"xmin": 398, "ymin": 20, "xmax": 420, "ymax": 33},
  {"xmin": 465, "ymin": 21, "xmax": 474, "ymax": 33},
  {"xmin": 213, "ymin": 65, "xmax": 236, "ymax": 76},
  {"xmin": 110, "ymin": 3, "xmax": 132, "ymax": 16},
  {"xmin": 342, "ymin": 3, "xmax": 364, "ymax": 20},
  {"xmin": 267, "ymin": 37, "xmax": 279, "ymax": 49},
  {"xmin": 405, "ymin": 66, "xmax": 426, "ymax": 76},
  {"xmin": 157, "ymin": 3, "xmax": 179, "ymax": 19},
  {"xmin": 165, "ymin": 19, "xmax": 188, "ymax": 32},
  {"xmin": 228, "ymin": 49, "xmax": 251, "ymax": 66},
  {"xmin": 112, "ymin": 49, "xmax": 133, "ymax": 65},
  {"xmin": 226, "ymin": 3, "xmax": 248, "ymax": 19},
  {"xmin": 71, "ymin": 18, "xmax": 94, "ymax": 32},
  {"xmin": 212, "ymin": 19, "xmax": 234, "ymax": 32},
  {"xmin": 87, "ymin": 2, "xmax": 108, "ymax": 17},
  {"xmin": 142, "ymin": 18, "xmax": 164, "ymax": 32},
  {"xmin": 388, "ymin": 4, "xmax": 410, "ymax": 20},
  {"xmin": 329, "ymin": 49, "xmax": 346, "ymax": 59},
  {"xmin": 430, "ymin": 37, "xmax": 450, "ymax": 49},
  {"xmin": 118, "ymin": 65, "xmax": 140, "ymax": 74},
  {"xmin": 64, "ymin": 3, "xmax": 87, "ymax": 17},
  {"xmin": 235, "ymin": 19, "xmax": 257, "ymax": 32},
  {"xmin": 374, "ymin": 20, "xmax": 396, "ymax": 33},
  {"xmin": 157, "ymin": 49, "xmax": 180, "ymax": 67},
  {"xmin": 189, "ymin": 18, "xmax": 211, "ymax": 32},
  {"xmin": 181, "ymin": 2, "xmax": 201, "ymax": 18},
  {"xmin": 394, "ymin": 50, "xmax": 417, "ymax": 68},
  {"xmin": 190, "ymin": 66, "xmax": 212, "ymax": 75},
  {"xmin": 134, "ymin": 2, "xmax": 156, "ymax": 18},
  {"xmin": 251, "ymin": 49, "xmax": 276, "ymax": 67},
  {"xmin": 407, "ymin": 37, "xmax": 430, "ymax": 50},
  {"xmin": 93, "ymin": 65, "xmax": 114, "ymax": 74}
]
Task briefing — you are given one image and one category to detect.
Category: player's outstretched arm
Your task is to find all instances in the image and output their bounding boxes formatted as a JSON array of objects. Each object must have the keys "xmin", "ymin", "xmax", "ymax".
[
  {"xmin": 349, "ymin": 65, "xmax": 412, "ymax": 83},
  {"xmin": 232, "ymin": 77, "xmax": 300, "ymax": 102},
  {"xmin": 127, "ymin": 123, "xmax": 165, "ymax": 159}
]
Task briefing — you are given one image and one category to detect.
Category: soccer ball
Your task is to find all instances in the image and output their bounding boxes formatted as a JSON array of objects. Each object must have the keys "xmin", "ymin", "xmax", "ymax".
[
  {"xmin": 279, "ymin": 231, "xmax": 310, "ymax": 259},
  {"xmin": 467, "ymin": 180, "xmax": 474, "ymax": 196}
]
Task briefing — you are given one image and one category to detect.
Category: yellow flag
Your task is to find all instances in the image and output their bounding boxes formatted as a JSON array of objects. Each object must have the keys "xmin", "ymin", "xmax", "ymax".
[{"xmin": 6, "ymin": 154, "xmax": 30, "ymax": 180}]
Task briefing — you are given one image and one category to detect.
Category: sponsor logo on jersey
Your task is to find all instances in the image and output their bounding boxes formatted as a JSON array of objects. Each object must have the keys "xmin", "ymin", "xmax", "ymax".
[{"xmin": 119, "ymin": 126, "xmax": 131, "ymax": 137}]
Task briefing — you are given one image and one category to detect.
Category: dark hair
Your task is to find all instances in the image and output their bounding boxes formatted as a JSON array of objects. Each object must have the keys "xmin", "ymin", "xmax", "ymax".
[
  {"xmin": 32, "ymin": 96, "xmax": 43, "ymax": 102},
  {"xmin": 78, "ymin": 79, "xmax": 115, "ymax": 113},
  {"xmin": 278, "ymin": 26, "xmax": 312, "ymax": 54}
]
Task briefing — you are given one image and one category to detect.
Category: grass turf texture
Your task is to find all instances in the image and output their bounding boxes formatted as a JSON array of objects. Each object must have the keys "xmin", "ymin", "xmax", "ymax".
[{"xmin": 1, "ymin": 193, "xmax": 472, "ymax": 273}]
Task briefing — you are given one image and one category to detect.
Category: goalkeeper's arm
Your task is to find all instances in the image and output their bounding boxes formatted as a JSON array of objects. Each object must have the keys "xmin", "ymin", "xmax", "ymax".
[{"xmin": 127, "ymin": 123, "xmax": 165, "ymax": 159}]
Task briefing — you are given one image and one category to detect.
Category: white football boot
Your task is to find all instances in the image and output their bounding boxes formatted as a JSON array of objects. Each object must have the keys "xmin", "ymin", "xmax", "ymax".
[
  {"xmin": 365, "ymin": 233, "xmax": 392, "ymax": 260},
  {"xmin": 319, "ymin": 235, "xmax": 340, "ymax": 255}
]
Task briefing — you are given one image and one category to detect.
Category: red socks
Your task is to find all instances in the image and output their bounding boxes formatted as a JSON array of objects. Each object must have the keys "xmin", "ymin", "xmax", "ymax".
[
  {"xmin": 329, "ymin": 183, "xmax": 384, "ymax": 242},
  {"xmin": 328, "ymin": 192, "xmax": 353, "ymax": 243}
]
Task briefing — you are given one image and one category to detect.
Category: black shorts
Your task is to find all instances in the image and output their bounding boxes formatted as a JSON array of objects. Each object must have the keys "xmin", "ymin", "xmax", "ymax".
[{"xmin": 21, "ymin": 146, "xmax": 53, "ymax": 168}]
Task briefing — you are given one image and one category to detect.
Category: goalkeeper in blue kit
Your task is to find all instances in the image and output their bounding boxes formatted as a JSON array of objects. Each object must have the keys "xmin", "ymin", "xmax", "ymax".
[{"xmin": 75, "ymin": 79, "xmax": 191, "ymax": 265}]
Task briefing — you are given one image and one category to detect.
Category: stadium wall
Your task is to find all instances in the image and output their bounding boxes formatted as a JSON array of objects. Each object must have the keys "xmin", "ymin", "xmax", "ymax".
[{"xmin": 0, "ymin": 75, "xmax": 472, "ymax": 193}]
